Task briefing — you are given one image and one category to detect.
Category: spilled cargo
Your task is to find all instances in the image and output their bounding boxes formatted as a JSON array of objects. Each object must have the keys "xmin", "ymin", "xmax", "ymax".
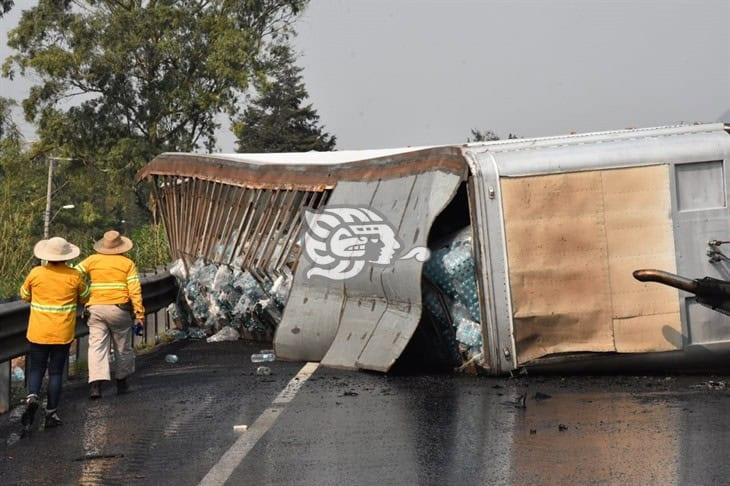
[{"xmin": 138, "ymin": 123, "xmax": 730, "ymax": 375}]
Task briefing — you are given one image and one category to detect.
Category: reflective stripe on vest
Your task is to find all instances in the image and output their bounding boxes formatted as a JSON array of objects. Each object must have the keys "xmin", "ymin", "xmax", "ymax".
[
  {"xmin": 31, "ymin": 303, "xmax": 77, "ymax": 313},
  {"xmin": 89, "ymin": 282, "xmax": 127, "ymax": 290}
]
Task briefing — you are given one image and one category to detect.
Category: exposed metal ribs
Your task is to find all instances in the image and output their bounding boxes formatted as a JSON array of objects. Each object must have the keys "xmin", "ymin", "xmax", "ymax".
[{"xmin": 149, "ymin": 175, "xmax": 330, "ymax": 283}]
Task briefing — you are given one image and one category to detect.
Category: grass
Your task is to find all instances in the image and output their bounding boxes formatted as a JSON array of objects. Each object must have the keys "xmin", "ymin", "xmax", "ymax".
[{"xmin": 0, "ymin": 223, "xmax": 170, "ymax": 300}]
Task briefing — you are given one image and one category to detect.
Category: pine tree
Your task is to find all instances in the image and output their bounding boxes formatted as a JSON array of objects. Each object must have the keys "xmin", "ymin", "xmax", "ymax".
[{"xmin": 234, "ymin": 43, "xmax": 336, "ymax": 153}]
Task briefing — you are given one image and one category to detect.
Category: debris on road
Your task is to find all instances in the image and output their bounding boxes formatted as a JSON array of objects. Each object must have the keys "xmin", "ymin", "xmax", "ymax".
[
  {"xmin": 11, "ymin": 366, "xmax": 24, "ymax": 382},
  {"xmin": 233, "ymin": 425, "xmax": 248, "ymax": 432},
  {"xmin": 256, "ymin": 366, "xmax": 271, "ymax": 376},
  {"xmin": 187, "ymin": 327, "xmax": 206, "ymax": 340},
  {"xmin": 169, "ymin": 258, "xmax": 293, "ymax": 336},
  {"xmin": 251, "ymin": 350, "xmax": 276, "ymax": 363},
  {"xmin": 692, "ymin": 380, "xmax": 727, "ymax": 390},
  {"xmin": 558, "ymin": 424, "xmax": 568, "ymax": 431},
  {"xmin": 206, "ymin": 326, "xmax": 240, "ymax": 343},
  {"xmin": 164, "ymin": 354, "xmax": 179, "ymax": 364},
  {"xmin": 73, "ymin": 453, "xmax": 125, "ymax": 462},
  {"xmin": 162, "ymin": 328, "xmax": 187, "ymax": 342},
  {"xmin": 534, "ymin": 392, "xmax": 552, "ymax": 400},
  {"xmin": 515, "ymin": 393, "xmax": 527, "ymax": 409},
  {"xmin": 6, "ymin": 432, "xmax": 21, "ymax": 446},
  {"xmin": 341, "ymin": 391, "xmax": 359, "ymax": 397}
]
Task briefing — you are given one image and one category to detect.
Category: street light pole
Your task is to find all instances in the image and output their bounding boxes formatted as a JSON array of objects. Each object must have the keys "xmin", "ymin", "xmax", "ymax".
[
  {"xmin": 43, "ymin": 156, "xmax": 74, "ymax": 239},
  {"xmin": 43, "ymin": 158, "xmax": 55, "ymax": 240}
]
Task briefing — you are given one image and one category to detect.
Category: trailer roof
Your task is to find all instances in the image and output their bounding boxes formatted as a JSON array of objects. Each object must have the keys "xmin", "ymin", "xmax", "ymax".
[
  {"xmin": 465, "ymin": 122, "xmax": 730, "ymax": 177},
  {"xmin": 137, "ymin": 123, "xmax": 729, "ymax": 187}
]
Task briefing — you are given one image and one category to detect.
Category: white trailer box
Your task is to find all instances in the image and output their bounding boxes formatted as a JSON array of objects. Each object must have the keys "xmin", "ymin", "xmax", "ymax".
[{"xmin": 138, "ymin": 123, "xmax": 730, "ymax": 374}]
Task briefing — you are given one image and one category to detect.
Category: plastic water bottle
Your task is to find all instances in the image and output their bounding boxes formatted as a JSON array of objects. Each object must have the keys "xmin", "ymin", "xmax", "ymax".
[
  {"xmin": 250, "ymin": 350, "xmax": 275, "ymax": 363},
  {"xmin": 256, "ymin": 366, "xmax": 271, "ymax": 376},
  {"xmin": 11, "ymin": 367, "xmax": 24, "ymax": 382},
  {"xmin": 165, "ymin": 354, "xmax": 179, "ymax": 364}
]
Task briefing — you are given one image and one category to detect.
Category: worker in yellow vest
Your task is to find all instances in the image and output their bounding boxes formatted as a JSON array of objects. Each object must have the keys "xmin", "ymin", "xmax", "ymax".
[
  {"xmin": 19, "ymin": 237, "xmax": 89, "ymax": 429},
  {"xmin": 76, "ymin": 230, "xmax": 145, "ymax": 398}
]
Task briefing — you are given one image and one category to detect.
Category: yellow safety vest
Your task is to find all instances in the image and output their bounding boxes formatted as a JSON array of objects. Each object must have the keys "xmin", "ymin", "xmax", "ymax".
[
  {"xmin": 20, "ymin": 264, "xmax": 89, "ymax": 345},
  {"xmin": 76, "ymin": 254, "xmax": 145, "ymax": 320}
]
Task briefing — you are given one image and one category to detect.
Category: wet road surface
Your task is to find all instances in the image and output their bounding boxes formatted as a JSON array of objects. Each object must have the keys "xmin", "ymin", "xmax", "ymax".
[{"xmin": 2, "ymin": 340, "xmax": 730, "ymax": 485}]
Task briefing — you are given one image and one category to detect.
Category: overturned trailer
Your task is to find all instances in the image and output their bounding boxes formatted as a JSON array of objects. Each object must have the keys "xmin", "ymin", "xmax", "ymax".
[{"xmin": 137, "ymin": 123, "xmax": 730, "ymax": 375}]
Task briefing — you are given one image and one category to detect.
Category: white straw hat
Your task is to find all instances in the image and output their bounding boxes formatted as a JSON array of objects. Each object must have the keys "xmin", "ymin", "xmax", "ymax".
[
  {"xmin": 94, "ymin": 230, "xmax": 134, "ymax": 255},
  {"xmin": 33, "ymin": 237, "xmax": 81, "ymax": 262}
]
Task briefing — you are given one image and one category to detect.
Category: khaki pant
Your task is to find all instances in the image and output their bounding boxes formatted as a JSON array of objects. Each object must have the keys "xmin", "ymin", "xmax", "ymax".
[{"xmin": 87, "ymin": 305, "xmax": 135, "ymax": 382}]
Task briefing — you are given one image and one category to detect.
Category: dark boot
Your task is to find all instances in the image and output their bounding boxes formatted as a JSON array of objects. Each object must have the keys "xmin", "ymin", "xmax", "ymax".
[
  {"xmin": 21, "ymin": 394, "xmax": 39, "ymax": 427},
  {"xmin": 89, "ymin": 381, "xmax": 102, "ymax": 400},
  {"xmin": 116, "ymin": 378, "xmax": 128, "ymax": 395},
  {"xmin": 44, "ymin": 410, "xmax": 62, "ymax": 428}
]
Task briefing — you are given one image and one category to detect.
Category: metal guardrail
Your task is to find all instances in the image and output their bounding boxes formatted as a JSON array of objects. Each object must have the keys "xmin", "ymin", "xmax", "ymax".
[{"xmin": 0, "ymin": 270, "xmax": 178, "ymax": 413}]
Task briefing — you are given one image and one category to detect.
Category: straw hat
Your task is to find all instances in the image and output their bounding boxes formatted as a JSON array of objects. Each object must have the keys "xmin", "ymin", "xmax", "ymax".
[
  {"xmin": 33, "ymin": 237, "xmax": 80, "ymax": 262},
  {"xmin": 94, "ymin": 230, "xmax": 134, "ymax": 255}
]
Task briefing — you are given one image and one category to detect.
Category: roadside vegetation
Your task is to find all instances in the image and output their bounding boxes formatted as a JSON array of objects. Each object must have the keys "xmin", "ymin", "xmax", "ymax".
[{"xmin": 0, "ymin": 0, "xmax": 335, "ymax": 299}]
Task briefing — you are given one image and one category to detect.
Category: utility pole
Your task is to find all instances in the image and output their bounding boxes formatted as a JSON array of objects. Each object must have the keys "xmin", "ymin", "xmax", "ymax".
[
  {"xmin": 43, "ymin": 156, "xmax": 74, "ymax": 239},
  {"xmin": 43, "ymin": 158, "xmax": 55, "ymax": 240}
]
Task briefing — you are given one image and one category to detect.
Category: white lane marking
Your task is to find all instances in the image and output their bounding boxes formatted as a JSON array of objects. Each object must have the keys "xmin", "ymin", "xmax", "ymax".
[{"xmin": 198, "ymin": 362, "xmax": 319, "ymax": 486}]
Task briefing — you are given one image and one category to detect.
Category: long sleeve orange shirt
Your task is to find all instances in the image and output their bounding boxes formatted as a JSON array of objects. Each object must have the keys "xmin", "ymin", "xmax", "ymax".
[
  {"xmin": 75, "ymin": 254, "xmax": 145, "ymax": 320},
  {"xmin": 20, "ymin": 263, "xmax": 89, "ymax": 344}
]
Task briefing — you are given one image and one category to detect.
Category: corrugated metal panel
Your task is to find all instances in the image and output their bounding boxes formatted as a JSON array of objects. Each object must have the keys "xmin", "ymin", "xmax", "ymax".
[{"xmin": 275, "ymin": 170, "xmax": 463, "ymax": 371}]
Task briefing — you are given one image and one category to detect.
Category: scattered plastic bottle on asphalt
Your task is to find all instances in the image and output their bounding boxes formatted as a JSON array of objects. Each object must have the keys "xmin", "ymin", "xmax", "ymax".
[
  {"xmin": 256, "ymin": 366, "xmax": 271, "ymax": 376},
  {"xmin": 165, "ymin": 354, "xmax": 179, "ymax": 364},
  {"xmin": 11, "ymin": 367, "xmax": 24, "ymax": 382},
  {"xmin": 250, "ymin": 350, "xmax": 276, "ymax": 363}
]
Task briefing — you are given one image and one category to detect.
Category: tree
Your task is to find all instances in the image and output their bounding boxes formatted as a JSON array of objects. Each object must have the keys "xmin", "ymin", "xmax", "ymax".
[
  {"xmin": 3, "ymin": 0, "xmax": 308, "ymax": 228},
  {"xmin": 0, "ymin": 0, "xmax": 13, "ymax": 18},
  {"xmin": 0, "ymin": 97, "xmax": 19, "ymax": 142},
  {"xmin": 233, "ymin": 43, "xmax": 335, "ymax": 153},
  {"xmin": 467, "ymin": 129, "xmax": 500, "ymax": 143},
  {"xmin": 0, "ymin": 98, "xmax": 44, "ymax": 298},
  {"xmin": 467, "ymin": 129, "xmax": 520, "ymax": 142}
]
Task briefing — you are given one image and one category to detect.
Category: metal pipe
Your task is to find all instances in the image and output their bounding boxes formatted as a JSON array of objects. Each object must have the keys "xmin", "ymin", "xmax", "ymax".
[{"xmin": 633, "ymin": 269, "xmax": 698, "ymax": 293}]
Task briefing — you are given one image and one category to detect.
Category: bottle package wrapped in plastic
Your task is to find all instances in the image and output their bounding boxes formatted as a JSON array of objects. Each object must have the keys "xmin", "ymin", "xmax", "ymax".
[
  {"xmin": 452, "ymin": 302, "xmax": 482, "ymax": 349},
  {"xmin": 423, "ymin": 226, "xmax": 483, "ymax": 365},
  {"xmin": 206, "ymin": 325, "xmax": 240, "ymax": 343},
  {"xmin": 173, "ymin": 255, "xmax": 294, "ymax": 336},
  {"xmin": 183, "ymin": 280, "xmax": 210, "ymax": 324},
  {"xmin": 169, "ymin": 258, "xmax": 188, "ymax": 281}
]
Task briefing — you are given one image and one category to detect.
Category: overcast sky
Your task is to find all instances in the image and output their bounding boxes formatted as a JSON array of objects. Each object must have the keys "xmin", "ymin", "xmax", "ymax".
[{"xmin": 2, "ymin": 0, "xmax": 729, "ymax": 151}]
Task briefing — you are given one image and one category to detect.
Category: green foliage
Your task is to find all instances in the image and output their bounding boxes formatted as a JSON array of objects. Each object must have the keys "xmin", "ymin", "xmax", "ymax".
[
  {"xmin": 233, "ymin": 43, "xmax": 336, "ymax": 153},
  {"xmin": 0, "ymin": 1, "xmax": 310, "ymax": 298},
  {"xmin": 467, "ymin": 129, "xmax": 520, "ymax": 142},
  {"xmin": 0, "ymin": 99, "xmax": 42, "ymax": 298},
  {"xmin": 3, "ymin": 0, "xmax": 308, "ymax": 227},
  {"xmin": 467, "ymin": 129, "xmax": 500, "ymax": 142},
  {"xmin": 0, "ymin": 0, "xmax": 13, "ymax": 18},
  {"xmin": 129, "ymin": 223, "xmax": 170, "ymax": 272},
  {"xmin": 0, "ymin": 103, "xmax": 169, "ymax": 298}
]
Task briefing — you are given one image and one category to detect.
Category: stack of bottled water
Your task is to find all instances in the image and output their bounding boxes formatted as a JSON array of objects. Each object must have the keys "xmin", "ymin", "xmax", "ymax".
[
  {"xmin": 423, "ymin": 226, "xmax": 483, "ymax": 361},
  {"xmin": 168, "ymin": 257, "xmax": 293, "ymax": 336}
]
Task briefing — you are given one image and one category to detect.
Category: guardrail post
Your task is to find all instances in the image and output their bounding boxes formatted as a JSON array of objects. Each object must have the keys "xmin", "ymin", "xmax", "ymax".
[
  {"xmin": 77, "ymin": 336, "xmax": 88, "ymax": 373},
  {"xmin": 0, "ymin": 360, "xmax": 10, "ymax": 414},
  {"xmin": 146, "ymin": 312, "xmax": 158, "ymax": 346}
]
